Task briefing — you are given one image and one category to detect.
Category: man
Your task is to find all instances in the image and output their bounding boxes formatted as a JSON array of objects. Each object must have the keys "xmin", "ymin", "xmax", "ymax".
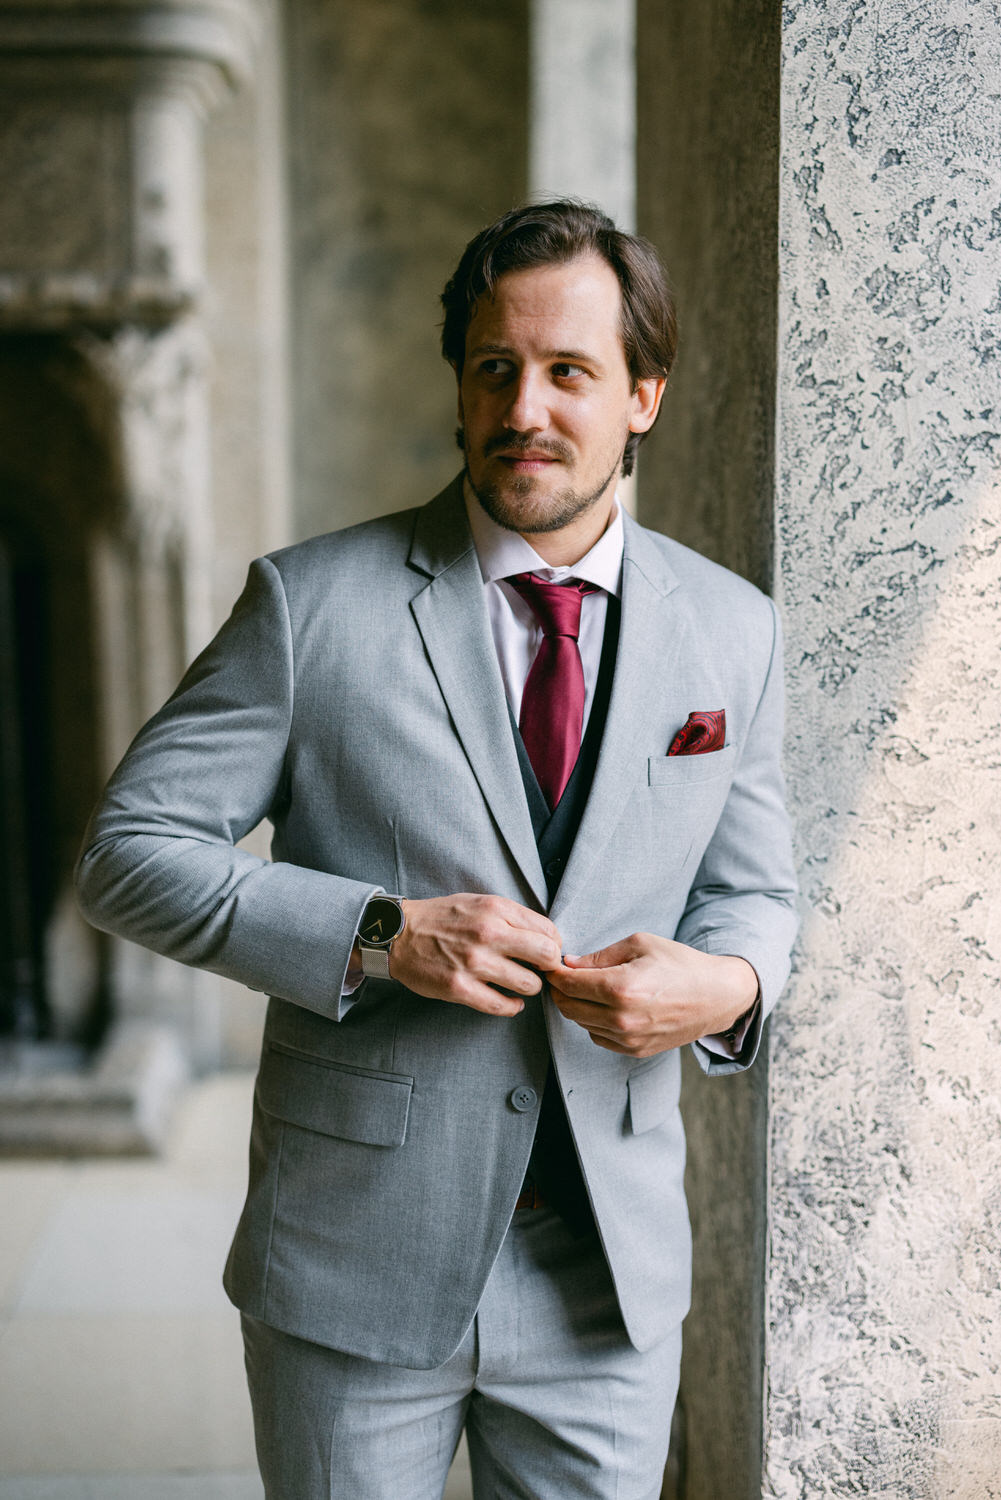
[{"xmin": 77, "ymin": 200, "xmax": 798, "ymax": 1499}]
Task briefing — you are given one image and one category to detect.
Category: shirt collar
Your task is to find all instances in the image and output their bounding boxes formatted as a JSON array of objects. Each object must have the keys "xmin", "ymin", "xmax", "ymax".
[{"xmin": 463, "ymin": 483, "xmax": 624, "ymax": 597}]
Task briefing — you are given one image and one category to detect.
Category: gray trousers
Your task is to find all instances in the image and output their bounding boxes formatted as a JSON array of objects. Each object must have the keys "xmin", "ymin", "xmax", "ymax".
[{"xmin": 242, "ymin": 1206, "xmax": 682, "ymax": 1500}]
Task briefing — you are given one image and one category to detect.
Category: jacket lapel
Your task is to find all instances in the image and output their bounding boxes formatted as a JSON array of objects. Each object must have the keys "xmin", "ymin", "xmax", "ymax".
[
  {"xmin": 550, "ymin": 511, "xmax": 685, "ymax": 925},
  {"xmin": 408, "ymin": 481, "xmax": 548, "ymax": 909}
]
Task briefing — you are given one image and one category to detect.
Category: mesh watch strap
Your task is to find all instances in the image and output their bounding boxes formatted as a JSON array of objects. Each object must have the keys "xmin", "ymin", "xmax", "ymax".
[{"xmin": 359, "ymin": 946, "xmax": 392, "ymax": 979}]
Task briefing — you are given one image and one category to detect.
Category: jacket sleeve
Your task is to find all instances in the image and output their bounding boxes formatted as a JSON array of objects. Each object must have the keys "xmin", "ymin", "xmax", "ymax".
[
  {"xmin": 75, "ymin": 555, "xmax": 377, "ymax": 1021},
  {"xmin": 677, "ymin": 596, "xmax": 800, "ymax": 1075}
]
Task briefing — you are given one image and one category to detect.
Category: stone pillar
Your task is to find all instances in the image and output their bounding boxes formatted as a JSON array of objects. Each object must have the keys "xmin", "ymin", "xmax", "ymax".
[
  {"xmin": 638, "ymin": 0, "xmax": 1001, "ymax": 1493},
  {"xmin": 529, "ymin": 0, "xmax": 636, "ymax": 229},
  {"xmin": 0, "ymin": 0, "xmax": 260, "ymax": 1127},
  {"xmin": 529, "ymin": 0, "xmax": 638, "ymax": 517},
  {"xmin": 767, "ymin": 2, "xmax": 1001, "ymax": 1494}
]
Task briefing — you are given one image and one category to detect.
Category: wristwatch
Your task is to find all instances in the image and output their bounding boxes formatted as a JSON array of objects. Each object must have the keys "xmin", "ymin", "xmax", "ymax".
[{"xmin": 357, "ymin": 894, "xmax": 406, "ymax": 979}]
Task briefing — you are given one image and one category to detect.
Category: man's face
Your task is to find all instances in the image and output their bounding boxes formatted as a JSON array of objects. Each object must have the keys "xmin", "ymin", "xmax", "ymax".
[{"xmin": 457, "ymin": 254, "xmax": 664, "ymax": 554}]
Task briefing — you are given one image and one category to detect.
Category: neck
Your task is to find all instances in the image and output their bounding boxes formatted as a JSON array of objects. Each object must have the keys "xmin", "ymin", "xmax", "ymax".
[{"xmin": 520, "ymin": 502, "xmax": 615, "ymax": 567}]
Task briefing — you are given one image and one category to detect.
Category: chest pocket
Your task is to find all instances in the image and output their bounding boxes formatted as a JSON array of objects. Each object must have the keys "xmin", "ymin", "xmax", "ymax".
[{"xmin": 647, "ymin": 743, "xmax": 736, "ymax": 786}]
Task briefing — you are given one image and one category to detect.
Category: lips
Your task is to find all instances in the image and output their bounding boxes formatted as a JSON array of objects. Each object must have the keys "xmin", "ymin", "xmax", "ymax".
[
  {"xmin": 498, "ymin": 453, "xmax": 557, "ymax": 466},
  {"xmin": 486, "ymin": 439, "xmax": 569, "ymax": 465}
]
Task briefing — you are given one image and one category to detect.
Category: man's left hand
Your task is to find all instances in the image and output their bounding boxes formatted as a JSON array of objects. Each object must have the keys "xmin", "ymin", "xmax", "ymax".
[{"xmin": 545, "ymin": 935, "xmax": 759, "ymax": 1057}]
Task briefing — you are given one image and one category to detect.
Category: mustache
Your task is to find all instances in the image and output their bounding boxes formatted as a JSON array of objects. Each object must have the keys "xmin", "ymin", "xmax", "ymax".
[{"xmin": 482, "ymin": 431, "xmax": 573, "ymax": 462}]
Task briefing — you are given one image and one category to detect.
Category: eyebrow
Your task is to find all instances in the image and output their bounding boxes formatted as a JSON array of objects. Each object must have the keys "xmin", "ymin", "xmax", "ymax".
[{"xmin": 466, "ymin": 342, "xmax": 604, "ymax": 368}]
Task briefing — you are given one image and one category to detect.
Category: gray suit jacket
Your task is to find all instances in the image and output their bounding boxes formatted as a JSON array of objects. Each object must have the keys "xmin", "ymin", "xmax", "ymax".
[{"xmin": 76, "ymin": 477, "xmax": 798, "ymax": 1368}]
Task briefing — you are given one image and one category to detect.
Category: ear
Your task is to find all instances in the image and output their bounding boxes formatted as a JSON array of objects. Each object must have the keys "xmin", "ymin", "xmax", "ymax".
[{"xmin": 628, "ymin": 376, "xmax": 666, "ymax": 434}]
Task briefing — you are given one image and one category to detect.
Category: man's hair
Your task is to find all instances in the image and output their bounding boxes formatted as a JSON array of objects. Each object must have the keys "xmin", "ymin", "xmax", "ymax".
[{"xmin": 440, "ymin": 199, "xmax": 677, "ymax": 477}]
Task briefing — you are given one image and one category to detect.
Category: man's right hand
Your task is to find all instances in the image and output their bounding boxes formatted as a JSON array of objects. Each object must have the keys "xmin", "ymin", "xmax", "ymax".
[{"xmin": 387, "ymin": 895, "xmax": 562, "ymax": 1016}]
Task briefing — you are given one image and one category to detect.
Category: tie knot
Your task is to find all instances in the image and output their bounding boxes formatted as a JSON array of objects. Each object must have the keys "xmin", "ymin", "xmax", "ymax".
[{"xmin": 507, "ymin": 572, "xmax": 598, "ymax": 641}]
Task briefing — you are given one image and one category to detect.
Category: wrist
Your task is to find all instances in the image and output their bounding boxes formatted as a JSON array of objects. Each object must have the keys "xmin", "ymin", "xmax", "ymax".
[{"xmin": 712, "ymin": 955, "xmax": 760, "ymax": 1031}]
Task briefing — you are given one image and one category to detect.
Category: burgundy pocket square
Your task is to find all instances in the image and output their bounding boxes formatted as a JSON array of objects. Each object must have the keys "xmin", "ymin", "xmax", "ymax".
[{"xmin": 667, "ymin": 710, "xmax": 726, "ymax": 756}]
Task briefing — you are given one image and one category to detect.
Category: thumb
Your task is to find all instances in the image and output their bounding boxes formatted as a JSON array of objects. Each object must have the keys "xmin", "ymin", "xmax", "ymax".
[{"xmin": 561, "ymin": 938, "xmax": 637, "ymax": 970}]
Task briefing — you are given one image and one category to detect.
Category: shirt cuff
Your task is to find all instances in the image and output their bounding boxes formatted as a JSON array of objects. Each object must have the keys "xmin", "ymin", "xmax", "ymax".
[
  {"xmin": 696, "ymin": 994, "xmax": 761, "ymax": 1059},
  {"xmin": 342, "ymin": 962, "xmax": 364, "ymax": 996}
]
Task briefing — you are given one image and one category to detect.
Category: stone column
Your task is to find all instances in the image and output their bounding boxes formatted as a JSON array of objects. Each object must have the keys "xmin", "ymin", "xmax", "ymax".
[
  {"xmin": 529, "ymin": 0, "xmax": 636, "ymax": 229},
  {"xmin": 0, "ymin": 0, "xmax": 260, "ymax": 1141},
  {"xmin": 529, "ymin": 0, "xmax": 638, "ymax": 518},
  {"xmin": 767, "ymin": 2, "xmax": 1001, "ymax": 1494},
  {"xmin": 639, "ymin": 0, "xmax": 1001, "ymax": 1493}
]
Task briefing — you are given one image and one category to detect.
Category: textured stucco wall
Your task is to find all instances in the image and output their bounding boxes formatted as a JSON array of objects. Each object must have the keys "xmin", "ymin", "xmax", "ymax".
[
  {"xmin": 285, "ymin": 0, "xmax": 528, "ymax": 540},
  {"xmin": 770, "ymin": 2, "xmax": 1001, "ymax": 1495}
]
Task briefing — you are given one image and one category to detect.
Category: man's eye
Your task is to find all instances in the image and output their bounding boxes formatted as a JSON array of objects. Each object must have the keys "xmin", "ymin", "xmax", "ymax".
[
  {"xmin": 479, "ymin": 358, "xmax": 513, "ymax": 378},
  {"xmin": 552, "ymin": 363, "xmax": 585, "ymax": 380}
]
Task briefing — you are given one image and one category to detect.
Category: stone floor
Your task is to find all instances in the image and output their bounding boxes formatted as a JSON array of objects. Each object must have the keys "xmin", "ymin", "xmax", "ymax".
[{"xmin": 0, "ymin": 1072, "xmax": 473, "ymax": 1499}]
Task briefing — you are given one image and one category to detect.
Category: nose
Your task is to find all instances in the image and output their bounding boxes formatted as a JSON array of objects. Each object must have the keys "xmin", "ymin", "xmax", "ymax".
[{"xmin": 505, "ymin": 368, "xmax": 548, "ymax": 433}]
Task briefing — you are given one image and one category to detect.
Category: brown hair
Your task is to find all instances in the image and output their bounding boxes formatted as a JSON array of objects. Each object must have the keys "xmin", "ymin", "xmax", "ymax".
[{"xmin": 441, "ymin": 199, "xmax": 677, "ymax": 476}]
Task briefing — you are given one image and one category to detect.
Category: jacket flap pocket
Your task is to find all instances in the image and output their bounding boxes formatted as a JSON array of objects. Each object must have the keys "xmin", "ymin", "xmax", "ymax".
[
  {"xmin": 648, "ymin": 744, "xmax": 736, "ymax": 785},
  {"xmin": 259, "ymin": 1046, "xmax": 413, "ymax": 1147},
  {"xmin": 628, "ymin": 1057, "xmax": 681, "ymax": 1135}
]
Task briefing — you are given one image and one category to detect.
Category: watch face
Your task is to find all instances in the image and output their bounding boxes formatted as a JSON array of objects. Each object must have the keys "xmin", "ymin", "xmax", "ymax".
[{"xmin": 359, "ymin": 897, "xmax": 405, "ymax": 946}]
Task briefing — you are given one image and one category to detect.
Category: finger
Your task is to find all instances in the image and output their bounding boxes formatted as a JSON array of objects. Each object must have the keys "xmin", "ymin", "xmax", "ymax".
[
  {"xmin": 551, "ymin": 994, "xmax": 619, "ymax": 1031},
  {"xmin": 446, "ymin": 974, "xmax": 525, "ymax": 1017},
  {"xmin": 490, "ymin": 897, "xmax": 562, "ymax": 944},
  {"xmin": 588, "ymin": 1033, "xmax": 635, "ymax": 1055},
  {"xmin": 556, "ymin": 1003, "xmax": 638, "ymax": 1048},
  {"xmin": 502, "ymin": 928, "xmax": 563, "ymax": 971},
  {"xmin": 478, "ymin": 954, "xmax": 546, "ymax": 997},
  {"xmin": 560, "ymin": 936, "xmax": 644, "ymax": 970},
  {"xmin": 545, "ymin": 964, "xmax": 622, "ymax": 1003}
]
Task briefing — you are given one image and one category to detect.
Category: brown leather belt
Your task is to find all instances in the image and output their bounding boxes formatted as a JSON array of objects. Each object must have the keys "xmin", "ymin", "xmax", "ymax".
[{"xmin": 514, "ymin": 1184, "xmax": 546, "ymax": 1211}]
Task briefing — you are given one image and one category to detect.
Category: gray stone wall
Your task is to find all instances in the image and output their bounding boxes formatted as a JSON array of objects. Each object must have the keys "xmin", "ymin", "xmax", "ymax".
[
  {"xmin": 636, "ymin": 3, "xmax": 780, "ymax": 1495},
  {"xmin": 637, "ymin": 0, "xmax": 780, "ymax": 591},
  {"xmin": 769, "ymin": 2, "xmax": 1001, "ymax": 1494},
  {"xmin": 284, "ymin": 0, "xmax": 529, "ymax": 540}
]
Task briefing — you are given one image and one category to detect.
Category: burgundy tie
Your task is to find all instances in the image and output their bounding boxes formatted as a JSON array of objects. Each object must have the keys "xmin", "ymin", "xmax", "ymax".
[{"xmin": 508, "ymin": 572, "xmax": 599, "ymax": 809}]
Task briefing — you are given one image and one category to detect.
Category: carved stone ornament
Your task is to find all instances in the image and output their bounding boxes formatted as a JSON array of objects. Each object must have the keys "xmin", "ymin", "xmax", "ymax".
[
  {"xmin": 0, "ymin": 0, "xmax": 260, "ymax": 328},
  {"xmin": 56, "ymin": 321, "xmax": 212, "ymax": 556}
]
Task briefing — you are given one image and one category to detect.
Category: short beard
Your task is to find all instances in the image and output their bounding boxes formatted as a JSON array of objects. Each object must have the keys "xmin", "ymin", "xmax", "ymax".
[{"xmin": 458, "ymin": 428, "xmax": 624, "ymax": 536}]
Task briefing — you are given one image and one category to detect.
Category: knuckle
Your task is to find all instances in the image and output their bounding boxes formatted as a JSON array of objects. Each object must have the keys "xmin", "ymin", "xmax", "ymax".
[
  {"xmin": 449, "ymin": 972, "xmax": 476, "ymax": 1004},
  {"xmin": 479, "ymin": 917, "xmax": 504, "ymax": 946},
  {"xmin": 469, "ymin": 943, "xmax": 493, "ymax": 974},
  {"xmin": 471, "ymin": 909, "xmax": 497, "ymax": 939}
]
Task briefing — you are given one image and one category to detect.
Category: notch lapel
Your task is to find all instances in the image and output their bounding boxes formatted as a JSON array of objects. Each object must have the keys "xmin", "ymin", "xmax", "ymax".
[
  {"xmin": 409, "ymin": 482, "xmax": 547, "ymax": 909},
  {"xmin": 550, "ymin": 514, "xmax": 685, "ymax": 925}
]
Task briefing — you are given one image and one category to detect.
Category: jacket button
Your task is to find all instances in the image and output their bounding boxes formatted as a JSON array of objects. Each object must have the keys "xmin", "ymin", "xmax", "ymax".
[{"xmin": 509, "ymin": 1086, "xmax": 538, "ymax": 1112}]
